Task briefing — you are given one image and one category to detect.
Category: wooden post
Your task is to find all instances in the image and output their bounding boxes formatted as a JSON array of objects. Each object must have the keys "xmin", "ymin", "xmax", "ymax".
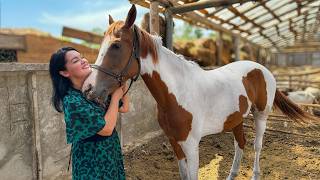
[
  {"xmin": 233, "ymin": 35, "xmax": 240, "ymax": 61},
  {"xmin": 150, "ymin": 1, "xmax": 159, "ymax": 35},
  {"xmin": 216, "ymin": 31, "xmax": 223, "ymax": 66},
  {"xmin": 164, "ymin": 9, "xmax": 173, "ymax": 50}
]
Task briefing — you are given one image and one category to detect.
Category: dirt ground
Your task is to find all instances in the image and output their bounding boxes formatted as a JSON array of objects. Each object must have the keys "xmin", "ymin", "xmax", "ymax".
[{"xmin": 124, "ymin": 117, "xmax": 320, "ymax": 180}]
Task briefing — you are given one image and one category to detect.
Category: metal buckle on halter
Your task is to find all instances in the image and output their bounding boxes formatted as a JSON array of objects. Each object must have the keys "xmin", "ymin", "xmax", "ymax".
[{"xmin": 116, "ymin": 76, "xmax": 124, "ymax": 83}]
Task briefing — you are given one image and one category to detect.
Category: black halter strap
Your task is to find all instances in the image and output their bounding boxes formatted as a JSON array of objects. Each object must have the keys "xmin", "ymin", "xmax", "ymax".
[{"xmin": 91, "ymin": 25, "xmax": 141, "ymax": 96}]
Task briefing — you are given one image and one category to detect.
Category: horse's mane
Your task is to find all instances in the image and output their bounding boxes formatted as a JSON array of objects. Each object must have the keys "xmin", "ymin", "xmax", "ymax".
[
  {"xmin": 138, "ymin": 27, "xmax": 159, "ymax": 64},
  {"xmin": 138, "ymin": 27, "xmax": 200, "ymax": 69}
]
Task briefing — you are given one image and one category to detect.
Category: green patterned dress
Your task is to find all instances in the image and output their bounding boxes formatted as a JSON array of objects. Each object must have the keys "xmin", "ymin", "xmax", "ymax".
[{"xmin": 63, "ymin": 87, "xmax": 125, "ymax": 180}]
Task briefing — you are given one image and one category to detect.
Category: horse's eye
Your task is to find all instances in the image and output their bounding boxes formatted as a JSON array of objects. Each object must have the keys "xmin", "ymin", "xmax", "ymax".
[{"xmin": 110, "ymin": 43, "xmax": 121, "ymax": 49}]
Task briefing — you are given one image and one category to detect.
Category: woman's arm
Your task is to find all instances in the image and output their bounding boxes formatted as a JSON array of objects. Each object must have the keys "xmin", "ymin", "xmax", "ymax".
[
  {"xmin": 118, "ymin": 83, "xmax": 130, "ymax": 113},
  {"xmin": 118, "ymin": 95, "xmax": 129, "ymax": 113},
  {"xmin": 98, "ymin": 87, "xmax": 123, "ymax": 136}
]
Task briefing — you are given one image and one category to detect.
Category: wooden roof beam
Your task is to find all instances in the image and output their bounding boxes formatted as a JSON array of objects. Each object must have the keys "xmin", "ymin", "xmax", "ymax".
[
  {"xmin": 296, "ymin": 0, "xmax": 302, "ymax": 16},
  {"xmin": 224, "ymin": 0, "xmax": 267, "ymax": 22},
  {"xmin": 168, "ymin": 0, "xmax": 253, "ymax": 14},
  {"xmin": 261, "ymin": 2, "xmax": 281, "ymax": 22},
  {"xmin": 209, "ymin": 15, "xmax": 252, "ymax": 35},
  {"xmin": 301, "ymin": 12, "xmax": 308, "ymax": 42},
  {"xmin": 228, "ymin": 6, "xmax": 264, "ymax": 30},
  {"xmin": 289, "ymin": 18, "xmax": 300, "ymax": 41},
  {"xmin": 258, "ymin": 31, "xmax": 279, "ymax": 49},
  {"xmin": 307, "ymin": 7, "xmax": 320, "ymax": 40}
]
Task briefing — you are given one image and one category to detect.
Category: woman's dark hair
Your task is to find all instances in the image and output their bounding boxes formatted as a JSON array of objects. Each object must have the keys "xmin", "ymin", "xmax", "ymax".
[{"xmin": 49, "ymin": 47, "xmax": 78, "ymax": 112}]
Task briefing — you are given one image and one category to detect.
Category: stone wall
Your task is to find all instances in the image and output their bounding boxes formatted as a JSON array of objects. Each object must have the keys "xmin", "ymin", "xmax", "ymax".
[{"xmin": 0, "ymin": 63, "xmax": 160, "ymax": 180}]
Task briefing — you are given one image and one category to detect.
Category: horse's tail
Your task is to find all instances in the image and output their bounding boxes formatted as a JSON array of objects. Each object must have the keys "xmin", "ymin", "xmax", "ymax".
[{"xmin": 273, "ymin": 89, "xmax": 318, "ymax": 124}]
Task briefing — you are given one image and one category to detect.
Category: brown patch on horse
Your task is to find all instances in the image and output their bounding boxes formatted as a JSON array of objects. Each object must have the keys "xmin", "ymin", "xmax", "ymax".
[
  {"xmin": 138, "ymin": 28, "xmax": 158, "ymax": 64},
  {"xmin": 223, "ymin": 95, "xmax": 248, "ymax": 149},
  {"xmin": 169, "ymin": 138, "xmax": 186, "ymax": 160},
  {"xmin": 242, "ymin": 68, "xmax": 267, "ymax": 111},
  {"xmin": 223, "ymin": 95, "xmax": 248, "ymax": 132},
  {"xmin": 142, "ymin": 71, "xmax": 192, "ymax": 159}
]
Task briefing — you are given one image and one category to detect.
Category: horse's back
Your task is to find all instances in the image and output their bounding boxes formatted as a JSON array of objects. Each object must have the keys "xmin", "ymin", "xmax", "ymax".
[{"xmin": 224, "ymin": 60, "xmax": 276, "ymax": 109}]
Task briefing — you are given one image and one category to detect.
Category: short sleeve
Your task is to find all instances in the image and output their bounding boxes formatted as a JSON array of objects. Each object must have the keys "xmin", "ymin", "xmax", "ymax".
[{"xmin": 63, "ymin": 94, "xmax": 106, "ymax": 144}]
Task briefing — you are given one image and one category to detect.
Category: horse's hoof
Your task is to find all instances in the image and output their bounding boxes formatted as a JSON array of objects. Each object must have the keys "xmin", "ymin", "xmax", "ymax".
[
  {"xmin": 226, "ymin": 172, "xmax": 238, "ymax": 180},
  {"xmin": 251, "ymin": 171, "xmax": 260, "ymax": 180}
]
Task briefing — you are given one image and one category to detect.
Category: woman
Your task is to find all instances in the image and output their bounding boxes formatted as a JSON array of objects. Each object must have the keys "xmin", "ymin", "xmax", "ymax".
[{"xmin": 49, "ymin": 47, "xmax": 128, "ymax": 180}]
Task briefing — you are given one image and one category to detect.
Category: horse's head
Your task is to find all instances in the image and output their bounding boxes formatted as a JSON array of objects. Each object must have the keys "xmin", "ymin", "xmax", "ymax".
[{"xmin": 82, "ymin": 5, "xmax": 141, "ymax": 104}]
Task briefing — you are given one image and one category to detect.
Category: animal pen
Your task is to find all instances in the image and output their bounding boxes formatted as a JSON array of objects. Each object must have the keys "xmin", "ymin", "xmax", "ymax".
[{"xmin": 0, "ymin": 0, "xmax": 319, "ymax": 180}]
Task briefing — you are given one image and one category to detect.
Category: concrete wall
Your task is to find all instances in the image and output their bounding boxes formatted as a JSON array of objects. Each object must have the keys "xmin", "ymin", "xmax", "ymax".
[{"xmin": 0, "ymin": 63, "xmax": 160, "ymax": 180}]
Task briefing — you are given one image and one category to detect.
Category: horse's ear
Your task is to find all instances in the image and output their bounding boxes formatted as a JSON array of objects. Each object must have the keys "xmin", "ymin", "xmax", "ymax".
[
  {"xmin": 109, "ymin": 15, "xmax": 114, "ymax": 25},
  {"xmin": 124, "ymin": 4, "xmax": 136, "ymax": 29}
]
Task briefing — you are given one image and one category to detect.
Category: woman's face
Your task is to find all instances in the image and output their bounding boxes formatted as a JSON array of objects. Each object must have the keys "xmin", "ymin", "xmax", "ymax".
[{"xmin": 62, "ymin": 50, "xmax": 92, "ymax": 81}]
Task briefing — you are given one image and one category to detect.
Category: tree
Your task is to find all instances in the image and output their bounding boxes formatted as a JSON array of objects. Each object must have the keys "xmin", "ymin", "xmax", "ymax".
[{"xmin": 194, "ymin": 28, "xmax": 203, "ymax": 38}]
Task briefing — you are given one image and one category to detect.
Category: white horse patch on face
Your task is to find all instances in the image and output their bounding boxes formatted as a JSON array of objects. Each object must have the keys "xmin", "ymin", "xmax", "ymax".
[{"xmin": 95, "ymin": 37, "xmax": 111, "ymax": 66}]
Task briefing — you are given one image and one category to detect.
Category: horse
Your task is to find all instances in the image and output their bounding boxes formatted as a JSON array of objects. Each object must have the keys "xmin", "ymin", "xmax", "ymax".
[{"xmin": 82, "ymin": 5, "xmax": 316, "ymax": 180}]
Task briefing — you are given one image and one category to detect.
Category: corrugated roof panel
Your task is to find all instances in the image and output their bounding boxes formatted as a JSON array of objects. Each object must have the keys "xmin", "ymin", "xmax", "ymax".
[
  {"xmin": 236, "ymin": 1, "xmax": 256, "ymax": 13},
  {"xmin": 309, "ymin": 1, "xmax": 320, "ymax": 7},
  {"xmin": 280, "ymin": 11, "xmax": 297, "ymax": 21},
  {"xmin": 222, "ymin": 23, "xmax": 233, "ymax": 30},
  {"xmin": 266, "ymin": 0, "xmax": 290, "ymax": 11},
  {"xmin": 255, "ymin": 13, "xmax": 273, "ymax": 24},
  {"xmin": 239, "ymin": 22, "xmax": 253, "ymax": 30},
  {"xmin": 244, "ymin": 6, "xmax": 267, "ymax": 19},
  {"xmin": 274, "ymin": 2, "xmax": 297, "ymax": 16},
  {"xmin": 241, "ymin": 32, "xmax": 249, "ymax": 37},
  {"xmin": 278, "ymin": 21, "xmax": 289, "ymax": 29},
  {"xmin": 216, "ymin": 9, "xmax": 234, "ymax": 20},
  {"xmin": 247, "ymin": 33, "xmax": 260, "ymax": 40},
  {"xmin": 250, "ymin": 27, "xmax": 260, "ymax": 34},
  {"xmin": 205, "ymin": 7, "xmax": 216, "ymax": 14},
  {"xmin": 232, "ymin": 29, "xmax": 240, "ymax": 34},
  {"xmin": 230, "ymin": 16, "xmax": 245, "ymax": 25}
]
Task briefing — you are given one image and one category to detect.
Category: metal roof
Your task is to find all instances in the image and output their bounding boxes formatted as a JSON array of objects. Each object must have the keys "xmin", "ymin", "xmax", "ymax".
[{"xmin": 129, "ymin": 0, "xmax": 320, "ymax": 51}]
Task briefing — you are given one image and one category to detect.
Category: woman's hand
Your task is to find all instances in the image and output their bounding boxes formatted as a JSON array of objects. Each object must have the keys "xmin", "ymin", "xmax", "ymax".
[
  {"xmin": 111, "ymin": 86, "xmax": 124, "ymax": 101},
  {"xmin": 119, "ymin": 83, "xmax": 130, "ymax": 113}
]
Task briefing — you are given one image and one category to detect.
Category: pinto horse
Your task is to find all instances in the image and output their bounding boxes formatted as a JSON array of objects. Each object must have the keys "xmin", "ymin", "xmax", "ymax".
[{"xmin": 82, "ymin": 5, "xmax": 315, "ymax": 180}]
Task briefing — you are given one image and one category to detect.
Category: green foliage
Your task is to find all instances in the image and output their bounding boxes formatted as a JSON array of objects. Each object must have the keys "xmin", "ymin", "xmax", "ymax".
[
  {"xmin": 91, "ymin": 27, "xmax": 104, "ymax": 35},
  {"xmin": 59, "ymin": 36, "xmax": 73, "ymax": 42},
  {"xmin": 174, "ymin": 22, "xmax": 213, "ymax": 40}
]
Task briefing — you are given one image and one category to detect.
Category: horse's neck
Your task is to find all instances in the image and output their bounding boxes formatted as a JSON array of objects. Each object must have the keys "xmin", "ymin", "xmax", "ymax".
[{"xmin": 140, "ymin": 44, "xmax": 205, "ymax": 106}]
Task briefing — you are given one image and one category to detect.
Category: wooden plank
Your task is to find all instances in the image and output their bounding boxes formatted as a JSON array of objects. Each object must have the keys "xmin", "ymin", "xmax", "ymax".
[
  {"xmin": 0, "ymin": 34, "xmax": 26, "ymax": 50},
  {"xmin": 169, "ymin": 0, "xmax": 252, "ymax": 14},
  {"xmin": 62, "ymin": 26, "xmax": 103, "ymax": 44}
]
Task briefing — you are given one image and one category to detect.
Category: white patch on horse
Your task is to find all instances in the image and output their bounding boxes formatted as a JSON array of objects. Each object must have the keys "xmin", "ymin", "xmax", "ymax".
[
  {"xmin": 142, "ymin": 37, "xmax": 275, "ymax": 139},
  {"xmin": 95, "ymin": 37, "xmax": 110, "ymax": 66}
]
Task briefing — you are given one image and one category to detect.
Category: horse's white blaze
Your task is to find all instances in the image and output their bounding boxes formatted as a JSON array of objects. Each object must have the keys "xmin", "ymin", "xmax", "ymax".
[{"xmin": 95, "ymin": 37, "xmax": 111, "ymax": 66}]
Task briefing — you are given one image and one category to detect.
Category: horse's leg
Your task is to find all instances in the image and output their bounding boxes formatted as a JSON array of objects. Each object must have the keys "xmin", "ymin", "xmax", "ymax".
[
  {"xmin": 227, "ymin": 122, "xmax": 246, "ymax": 180},
  {"xmin": 178, "ymin": 158, "xmax": 189, "ymax": 180},
  {"xmin": 168, "ymin": 139, "xmax": 189, "ymax": 180},
  {"xmin": 182, "ymin": 137, "xmax": 200, "ymax": 180},
  {"xmin": 252, "ymin": 109, "xmax": 269, "ymax": 180}
]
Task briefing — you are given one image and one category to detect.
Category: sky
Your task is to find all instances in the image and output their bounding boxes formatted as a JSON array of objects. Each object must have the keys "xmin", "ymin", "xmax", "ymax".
[{"xmin": 0, "ymin": 0, "xmax": 152, "ymax": 36}]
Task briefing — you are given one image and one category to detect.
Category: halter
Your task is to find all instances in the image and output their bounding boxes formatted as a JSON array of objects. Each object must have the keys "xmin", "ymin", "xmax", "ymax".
[{"xmin": 90, "ymin": 25, "xmax": 141, "ymax": 96}]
